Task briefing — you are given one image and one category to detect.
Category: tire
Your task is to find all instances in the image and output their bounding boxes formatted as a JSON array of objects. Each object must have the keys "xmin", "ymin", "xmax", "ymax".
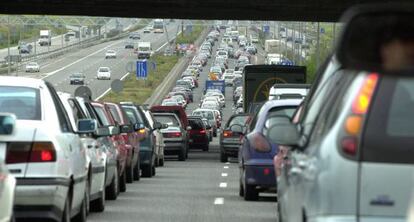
[
  {"xmin": 239, "ymin": 181, "xmax": 244, "ymax": 197},
  {"xmin": 202, "ymin": 146, "xmax": 209, "ymax": 152},
  {"xmin": 133, "ymin": 159, "xmax": 141, "ymax": 181},
  {"xmin": 119, "ymin": 169, "xmax": 127, "ymax": 192},
  {"xmin": 152, "ymin": 165, "xmax": 156, "ymax": 176},
  {"xmin": 159, "ymin": 157, "xmax": 164, "ymax": 167},
  {"xmin": 73, "ymin": 188, "xmax": 88, "ymax": 222},
  {"xmin": 220, "ymin": 152, "xmax": 228, "ymax": 163},
  {"xmin": 244, "ymin": 184, "xmax": 259, "ymax": 201},
  {"xmin": 142, "ymin": 164, "xmax": 153, "ymax": 178},
  {"xmin": 90, "ymin": 190, "xmax": 105, "ymax": 212},
  {"xmin": 178, "ymin": 149, "xmax": 186, "ymax": 161},
  {"xmin": 61, "ymin": 195, "xmax": 71, "ymax": 222},
  {"xmin": 106, "ymin": 167, "xmax": 118, "ymax": 200},
  {"xmin": 277, "ymin": 202, "xmax": 283, "ymax": 222},
  {"xmin": 126, "ymin": 164, "xmax": 134, "ymax": 183}
]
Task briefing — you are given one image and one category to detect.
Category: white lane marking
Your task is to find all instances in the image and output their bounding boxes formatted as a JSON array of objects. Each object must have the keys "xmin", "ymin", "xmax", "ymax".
[
  {"xmin": 219, "ymin": 182, "xmax": 227, "ymax": 188},
  {"xmin": 95, "ymin": 72, "xmax": 130, "ymax": 100},
  {"xmin": 225, "ymin": 162, "xmax": 230, "ymax": 165},
  {"xmin": 41, "ymin": 40, "xmax": 121, "ymax": 79},
  {"xmin": 221, "ymin": 173, "xmax": 228, "ymax": 177},
  {"xmin": 224, "ymin": 166, "xmax": 229, "ymax": 169},
  {"xmin": 214, "ymin": 198, "xmax": 224, "ymax": 205}
]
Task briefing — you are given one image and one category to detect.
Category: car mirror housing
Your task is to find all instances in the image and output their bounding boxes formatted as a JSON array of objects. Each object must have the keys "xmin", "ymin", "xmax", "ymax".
[
  {"xmin": 266, "ymin": 116, "xmax": 300, "ymax": 146},
  {"xmin": 109, "ymin": 125, "xmax": 120, "ymax": 135},
  {"xmin": 153, "ymin": 122, "xmax": 162, "ymax": 130},
  {"xmin": 95, "ymin": 127, "xmax": 111, "ymax": 137},
  {"xmin": 120, "ymin": 124, "xmax": 134, "ymax": 133},
  {"xmin": 0, "ymin": 113, "xmax": 16, "ymax": 135},
  {"xmin": 77, "ymin": 119, "xmax": 97, "ymax": 134}
]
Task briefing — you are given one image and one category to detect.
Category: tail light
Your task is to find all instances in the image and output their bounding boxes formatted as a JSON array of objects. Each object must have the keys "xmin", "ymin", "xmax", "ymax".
[
  {"xmin": 138, "ymin": 129, "xmax": 146, "ymax": 135},
  {"xmin": 247, "ymin": 132, "xmax": 271, "ymax": 152},
  {"xmin": 340, "ymin": 73, "xmax": 378, "ymax": 157},
  {"xmin": 6, "ymin": 142, "xmax": 56, "ymax": 164},
  {"xmin": 223, "ymin": 130, "xmax": 232, "ymax": 137},
  {"xmin": 199, "ymin": 130, "xmax": 206, "ymax": 134},
  {"xmin": 163, "ymin": 132, "xmax": 182, "ymax": 138}
]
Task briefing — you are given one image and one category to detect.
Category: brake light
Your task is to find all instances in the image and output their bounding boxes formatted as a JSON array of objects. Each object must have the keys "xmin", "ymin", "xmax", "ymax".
[
  {"xmin": 30, "ymin": 142, "xmax": 56, "ymax": 162},
  {"xmin": 247, "ymin": 132, "xmax": 271, "ymax": 152},
  {"xmin": 341, "ymin": 73, "xmax": 378, "ymax": 157},
  {"xmin": 263, "ymin": 168, "xmax": 270, "ymax": 176},
  {"xmin": 163, "ymin": 132, "xmax": 182, "ymax": 138},
  {"xmin": 6, "ymin": 142, "xmax": 56, "ymax": 164},
  {"xmin": 200, "ymin": 130, "xmax": 206, "ymax": 134},
  {"xmin": 223, "ymin": 130, "xmax": 232, "ymax": 137}
]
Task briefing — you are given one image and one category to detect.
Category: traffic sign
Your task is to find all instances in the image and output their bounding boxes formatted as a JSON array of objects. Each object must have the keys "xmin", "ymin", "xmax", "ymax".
[
  {"xmin": 320, "ymin": 28, "xmax": 325, "ymax": 34},
  {"xmin": 263, "ymin": 25, "xmax": 270, "ymax": 33},
  {"xmin": 136, "ymin": 60, "xmax": 148, "ymax": 79}
]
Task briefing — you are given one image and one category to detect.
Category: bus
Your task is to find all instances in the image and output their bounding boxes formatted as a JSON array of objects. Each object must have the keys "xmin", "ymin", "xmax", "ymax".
[{"xmin": 153, "ymin": 19, "xmax": 164, "ymax": 33}]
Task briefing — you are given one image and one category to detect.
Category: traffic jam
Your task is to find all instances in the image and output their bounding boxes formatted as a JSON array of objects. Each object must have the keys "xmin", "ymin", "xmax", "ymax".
[{"xmin": 1, "ymin": 4, "xmax": 414, "ymax": 222}]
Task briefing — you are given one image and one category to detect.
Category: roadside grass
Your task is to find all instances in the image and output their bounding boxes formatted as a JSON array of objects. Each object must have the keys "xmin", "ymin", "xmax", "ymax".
[
  {"xmin": 102, "ymin": 54, "xmax": 179, "ymax": 104},
  {"xmin": 176, "ymin": 22, "xmax": 204, "ymax": 44}
]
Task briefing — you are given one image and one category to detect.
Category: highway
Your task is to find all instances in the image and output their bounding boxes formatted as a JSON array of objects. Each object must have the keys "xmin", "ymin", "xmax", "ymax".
[{"xmin": 85, "ymin": 30, "xmax": 276, "ymax": 222}]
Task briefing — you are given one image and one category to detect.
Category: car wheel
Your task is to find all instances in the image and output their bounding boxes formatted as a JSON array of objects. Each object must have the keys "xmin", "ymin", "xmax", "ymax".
[
  {"xmin": 152, "ymin": 165, "xmax": 156, "ymax": 176},
  {"xmin": 90, "ymin": 189, "xmax": 105, "ymax": 212},
  {"xmin": 159, "ymin": 157, "xmax": 164, "ymax": 167},
  {"xmin": 220, "ymin": 152, "xmax": 228, "ymax": 163},
  {"xmin": 239, "ymin": 181, "xmax": 244, "ymax": 197},
  {"xmin": 106, "ymin": 167, "xmax": 118, "ymax": 200},
  {"xmin": 133, "ymin": 159, "xmax": 141, "ymax": 181},
  {"xmin": 119, "ymin": 169, "xmax": 127, "ymax": 192},
  {"xmin": 61, "ymin": 195, "xmax": 71, "ymax": 222},
  {"xmin": 142, "ymin": 163, "xmax": 153, "ymax": 178},
  {"xmin": 277, "ymin": 202, "xmax": 283, "ymax": 222},
  {"xmin": 126, "ymin": 164, "xmax": 134, "ymax": 183},
  {"xmin": 178, "ymin": 149, "xmax": 186, "ymax": 161},
  {"xmin": 202, "ymin": 146, "xmax": 209, "ymax": 152},
  {"xmin": 73, "ymin": 185, "xmax": 88, "ymax": 222},
  {"xmin": 243, "ymin": 181, "xmax": 258, "ymax": 201}
]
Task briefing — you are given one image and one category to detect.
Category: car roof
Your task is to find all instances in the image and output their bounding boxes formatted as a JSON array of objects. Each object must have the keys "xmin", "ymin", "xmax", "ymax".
[{"xmin": 0, "ymin": 76, "xmax": 44, "ymax": 88}]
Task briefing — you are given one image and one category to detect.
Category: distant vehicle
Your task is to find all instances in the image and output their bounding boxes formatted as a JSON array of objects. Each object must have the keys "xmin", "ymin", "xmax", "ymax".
[
  {"xmin": 105, "ymin": 50, "xmax": 117, "ymax": 59},
  {"xmin": 192, "ymin": 109, "xmax": 218, "ymax": 137},
  {"xmin": 143, "ymin": 26, "xmax": 152, "ymax": 33},
  {"xmin": 125, "ymin": 41, "xmax": 134, "ymax": 49},
  {"xmin": 223, "ymin": 73, "xmax": 235, "ymax": 86},
  {"xmin": 38, "ymin": 30, "xmax": 51, "ymax": 46},
  {"xmin": 129, "ymin": 32, "xmax": 141, "ymax": 40},
  {"xmin": 220, "ymin": 114, "xmax": 251, "ymax": 162},
  {"xmin": 69, "ymin": 72, "xmax": 86, "ymax": 85},
  {"xmin": 25, "ymin": 62, "xmax": 40, "ymax": 72},
  {"xmin": 268, "ymin": 83, "xmax": 310, "ymax": 100},
  {"xmin": 136, "ymin": 42, "xmax": 152, "ymax": 59},
  {"xmin": 153, "ymin": 19, "xmax": 165, "ymax": 33},
  {"xmin": 187, "ymin": 116, "xmax": 209, "ymax": 151},
  {"xmin": 97, "ymin": 67, "xmax": 111, "ymax": 80},
  {"xmin": 18, "ymin": 42, "xmax": 32, "ymax": 54},
  {"xmin": 250, "ymin": 34, "xmax": 259, "ymax": 43},
  {"xmin": 161, "ymin": 99, "xmax": 180, "ymax": 106}
]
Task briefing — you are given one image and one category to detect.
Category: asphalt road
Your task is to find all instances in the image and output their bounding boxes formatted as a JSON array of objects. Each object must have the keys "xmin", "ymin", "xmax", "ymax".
[
  {"xmin": 87, "ymin": 31, "xmax": 277, "ymax": 222},
  {"xmin": 18, "ymin": 21, "xmax": 180, "ymax": 100}
]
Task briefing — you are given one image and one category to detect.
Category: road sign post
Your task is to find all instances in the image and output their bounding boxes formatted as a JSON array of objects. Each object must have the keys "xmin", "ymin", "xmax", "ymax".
[{"xmin": 136, "ymin": 60, "xmax": 148, "ymax": 80}]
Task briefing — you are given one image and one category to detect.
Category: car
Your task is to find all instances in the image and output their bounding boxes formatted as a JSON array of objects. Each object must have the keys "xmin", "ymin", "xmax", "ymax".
[
  {"xmin": 216, "ymin": 50, "xmax": 228, "ymax": 60},
  {"xmin": 58, "ymin": 92, "xmax": 108, "ymax": 212},
  {"xmin": 187, "ymin": 116, "xmax": 209, "ymax": 151},
  {"xmin": 125, "ymin": 41, "xmax": 134, "ymax": 49},
  {"xmin": 105, "ymin": 50, "xmax": 117, "ymax": 59},
  {"xmin": 92, "ymin": 101, "xmax": 129, "ymax": 194},
  {"xmin": 143, "ymin": 26, "xmax": 151, "ymax": 33},
  {"xmin": 97, "ymin": 67, "xmax": 111, "ymax": 80},
  {"xmin": 25, "ymin": 62, "xmax": 40, "ymax": 72},
  {"xmin": 268, "ymin": 83, "xmax": 310, "ymax": 100},
  {"xmin": 239, "ymin": 99, "xmax": 302, "ymax": 201},
  {"xmin": 0, "ymin": 76, "xmax": 93, "ymax": 221},
  {"xmin": 220, "ymin": 114, "xmax": 251, "ymax": 162},
  {"xmin": 176, "ymin": 79, "xmax": 192, "ymax": 90},
  {"xmin": 69, "ymin": 72, "xmax": 86, "ymax": 85},
  {"xmin": 153, "ymin": 113, "xmax": 189, "ymax": 161},
  {"xmin": 233, "ymin": 86, "xmax": 243, "ymax": 103},
  {"xmin": 105, "ymin": 102, "xmax": 141, "ymax": 183},
  {"xmin": 202, "ymin": 96, "xmax": 222, "ymax": 108},
  {"xmin": 162, "ymin": 99, "xmax": 180, "ymax": 106},
  {"xmin": 129, "ymin": 32, "xmax": 141, "ymax": 40},
  {"xmin": 203, "ymin": 92, "xmax": 225, "ymax": 107},
  {"xmin": 246, "ymin": 46, "xmax": 257, "ymax": 55},
  {"xmin": 192, "ymin": 109, "xmax": 218, "ymax": 137},
  {"xmin": 0, "ymin": 114, "xmax": 16, "ymax": 222},
  {"xmin": 171, "ymin": 95, "xmax": 187, "ymax": 108},
  {"xmin": 223, "ymin": 73, "xmax": 235, "ymax": 86},
  {"xmin": 250, "ymin": 34, "xmax": 259, "ymax": 43},
  {"xmin": 201, "ymin": 118, "xmax": 213, "ymax": 142},
  {"xmin": 200, "ymin": 101, "xmax": 220, "ymax": 110}
]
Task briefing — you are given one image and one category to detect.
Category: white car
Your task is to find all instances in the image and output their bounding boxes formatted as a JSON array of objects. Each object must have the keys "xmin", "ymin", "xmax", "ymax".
[
  {"xmin": 0, "ymin": 76, "xmax": 95, "ymax": 221},
  {"xmin": 216, "ymin": 50, "xmax": 228, "ymax": 60},
  {"xmin": 97, "ymin": 67, "xmax": 111, "ymax": 80},
  {"xmin": 162, "ymin": 99, "xmax": 180, "ymax": 106},
  {"xmin": 58, "ymin": 92, "xmax": 108, "ymax": 212},
  {"xmin": 250, "ymin": 34, "xmax": 259, "ymax": 43},
  {"xmin": 0, "ymin": 115, "xmax": 16, "ymax": 222},
  {"xmin": 201, "ymin": 101, "xmax": 221, "ymax": 111},
  {"xmin": 105, "ymin": 50, "xmax": 117, "ymax": 59},
  {"xmin": 223, "ymin": 73, "xmax": 235, "ymax": 86},
  {"xmin": 143, "ymin": 26, "xmax": 152, "ymax": 33},
  {"xmin": 25, "ymin": 62, "xmax": 40, "ymax": 72}
]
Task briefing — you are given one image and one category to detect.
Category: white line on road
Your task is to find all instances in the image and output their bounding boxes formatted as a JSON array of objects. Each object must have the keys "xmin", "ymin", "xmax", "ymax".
[
  {"xmin": 221, "ymin": 173, "xmax": 228, "ymax": 177},
  {"xmin": 219, "ymin": 183, "xmax": 227, "ymax": 188},
  {"xmin": 214, "ymin": 198, "xmax": 224, "ymax": 205},
  {"xmin": 224, "ymin": 166, "xmax": 229, "ymax": 169}
]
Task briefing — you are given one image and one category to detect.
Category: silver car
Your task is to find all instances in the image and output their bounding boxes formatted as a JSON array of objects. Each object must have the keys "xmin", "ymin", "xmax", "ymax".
[
  {"xmin": 0, "ymin": 114, "xmax": 16, "ymax": 222},
  {"xmin": 0, "ymin": 76, "xmax": 95, "ymax": 221},
  {"xmin": 268, "ymin": 59, "xmax": 414, "ymax": 222}
]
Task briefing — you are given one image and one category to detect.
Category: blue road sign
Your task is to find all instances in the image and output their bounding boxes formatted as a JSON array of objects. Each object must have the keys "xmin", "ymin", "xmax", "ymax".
[
  {"xmin": 136, "ymin": 60, "xmax": 148, "ymax": 79},
  {"xmin": 263, "ymin": 25, "xmax": 270, "ymax": 33},
  {"xmin": 320, "ymin": 28, "xmax": 325, "ymax": 34}
]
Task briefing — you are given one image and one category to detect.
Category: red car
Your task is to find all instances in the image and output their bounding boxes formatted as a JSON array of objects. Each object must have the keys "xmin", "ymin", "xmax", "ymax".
[
  {"xmin": 187, "ymin": 116, "xmax": 209, "ymax": 151},
  {"xmin": 91, "ymin": 102, "xmax": 129, "ymax": 193}
]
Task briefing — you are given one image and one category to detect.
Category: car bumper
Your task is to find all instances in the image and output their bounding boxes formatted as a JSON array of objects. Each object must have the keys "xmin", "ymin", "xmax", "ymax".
[
  {"xmin": 189, "ymin": 136, "xmax": 209, "ymax": 147},
  {"xmin": 308, "ymin": 216, "xmax": 405, "ymax": 222},
  {"xmin": 164, "ymin": 140, "xmax": 186, "ymax": 152},
  {"xmin": 244, "ymin": 163, "xmax": 276, "ymax": 187},
  {"xmin": 220, "ymin": 141, "xmax": 240, "ymax": 157},
  {"xmin": 14, "ymin": 178, "xmax": 70, "ymax": 221}
]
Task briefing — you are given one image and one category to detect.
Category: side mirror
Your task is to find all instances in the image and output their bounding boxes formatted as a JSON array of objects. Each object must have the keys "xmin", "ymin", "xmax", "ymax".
[
  {"xmin": 162, "ymin": 123, "xmax": 169, "ymax": 129},
  {"xmin": 134, "ymin": 123, "xmax": 145, "ymax": 131},
  {"xmin": 109, "ymin": 125, "xmax": 120, "ymax": 135},
  {"xmin": 265, "ymin": 116, "xmax": 300, "ymax": 146},
  {"xmin": 153, "ymin": 122, "xmax": 162, "ymax": 130},
  {"xmin": 186, "ymin": 126, "xmax": 192, "ymax": 131},
  {"xmin": 95, "ymin": 127, "xmax": 111, "ymax": 137},
  {"xmin": 0, "ymin": 113, "xmax": 16, "ymax": 135},
  {"xmin": 230, "ymin": 124, "xmax": 245, "ymax": 135},
  {"xmin": 120, "ymin": 124, "xmax": 134, "ymax": 133},
  {"xmin": 77, "ymin": 119, "xmax": 97, "ymax": 134}
]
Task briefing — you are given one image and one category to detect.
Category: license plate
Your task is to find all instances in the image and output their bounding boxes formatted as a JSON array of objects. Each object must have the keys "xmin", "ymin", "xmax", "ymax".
[{"xmin": 0, "ymin": 142, "xmax": 6, "ymax": 161}]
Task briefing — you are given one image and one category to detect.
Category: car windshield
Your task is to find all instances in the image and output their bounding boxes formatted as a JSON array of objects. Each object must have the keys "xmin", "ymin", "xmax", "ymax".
[
  {"xmin": 0, "ymin": 86, "xmax": 41, "ymax": 120},
  {"xmin": 99, "ymin": 67, "xmax": 109, "ymax": 72},
  {"xmin": 189, "ymin": 118, "xmax": 204, "ymax": 129},
  {"xmin": 192, "ymin": 111, "xmax": 213, "ymax": 119},
  {"xmin": 154, "ymin": 115, "xmax": 179, "ymax": 127}
]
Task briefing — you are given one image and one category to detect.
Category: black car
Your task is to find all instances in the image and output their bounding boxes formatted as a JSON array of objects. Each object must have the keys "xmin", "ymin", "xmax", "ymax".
[
  {"xmin": 69, "ymin": 73, "xmax": 86, "ymax": 85},
  {"xmin": 125, "ymin": 42, "xmax": 134, "ymax": 49},
  {"xmin": 129, "ymin": 33, "xmax": 141, "ymax": 40},
  {"xmin": 219, "ymin": 114, "xmax": 251, "ymax": 162}
]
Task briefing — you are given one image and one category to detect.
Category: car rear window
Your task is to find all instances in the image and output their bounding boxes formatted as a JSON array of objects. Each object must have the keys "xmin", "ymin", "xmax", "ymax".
[
  {"xmin": 154, "ymin": 115, "xmax": 180, "ymax": 127},
  {"xmin": 363, "ymin": 77, "xmax": 414, "ymax": 164},
  {"xmin": 189, "ymin": 119, "xmax": 204, "ymax": 129},
  {"xmin": 0, "ymin": 86, "xmax": 41, "ymax": 120},
  {"xmin": 268, "ymin": 106, "xmax": 297, "ymax": 117},
  {"xmin": 227, "ymin": 116, "xmax": 249, "ymax": 128}
]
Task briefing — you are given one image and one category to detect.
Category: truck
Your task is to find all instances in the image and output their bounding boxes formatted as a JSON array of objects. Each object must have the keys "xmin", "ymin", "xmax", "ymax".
[
  {"xmin": 38, "ymin": 30, "xmax": 52, "ymax": 46},
  {"xmin": 204, "ymin": 80, "xmax": 225, "ymax": 95},
  {"xmin": 264, "ymin": 39, "xmax": 284, "ymax": 54},
  {"xmin": 243, "ymin": 65, "xmax": 306, "ymax": 112},
  {"xmin": 136, "ymin": 42, "xmax": 152, "ymax": 59}
]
